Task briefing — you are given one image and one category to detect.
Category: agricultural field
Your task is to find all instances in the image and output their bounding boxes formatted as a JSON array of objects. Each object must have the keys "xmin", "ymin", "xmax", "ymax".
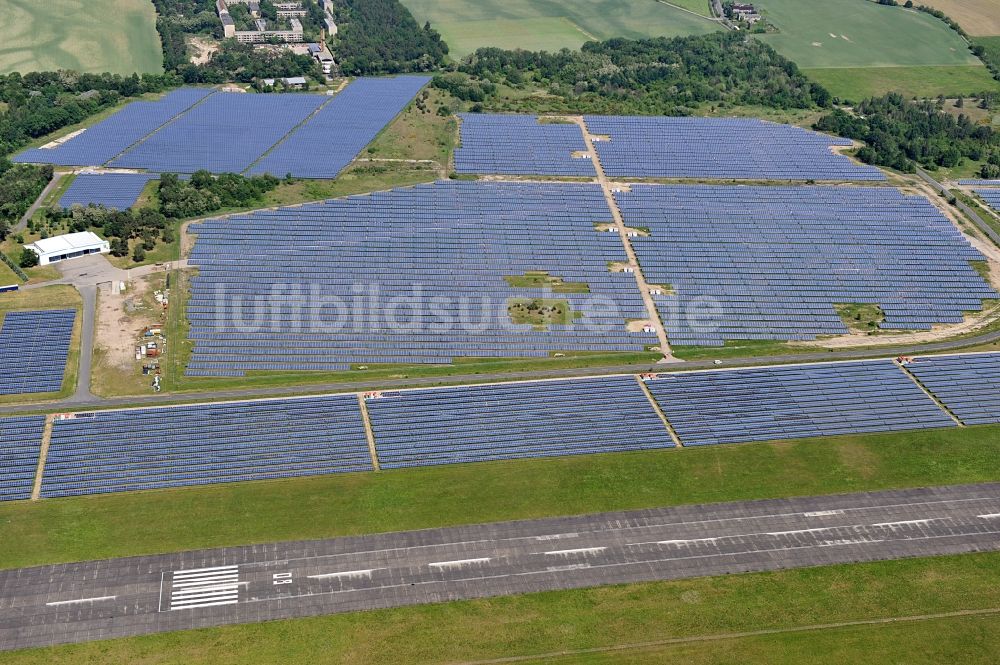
[
  {"xmin": 0, "ymin": 0, "xmax": 162, "ymax": 75},
  {"xmin": 752, "ymin": 0, "xmax": 979, "ymax": 68},
  {"xmin": 919, "ymin": 0, "xmax": 1000, "ymax": 36},
  {"xmin": 751, "ymin": 0, "xmax": 996, "ymax": 98},
  {"xmin": 401, "ymin": 0, "xmax": 722, "ymax": 59}
]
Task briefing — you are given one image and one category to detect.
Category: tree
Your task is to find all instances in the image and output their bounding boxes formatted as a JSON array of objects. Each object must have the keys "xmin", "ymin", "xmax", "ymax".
[
  {"xmin": 132, "ymin": 244, "xmax": 146, "ymax": 263},
  {"xmin": 18, "ymin": 248, "xmax": 38, "ymax": 268}
]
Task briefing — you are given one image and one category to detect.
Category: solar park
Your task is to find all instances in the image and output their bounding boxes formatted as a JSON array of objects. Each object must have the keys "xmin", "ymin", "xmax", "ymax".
[
  {"xmin": 974, "ymin": 188, "xmax": 1000, "ymax": 214},
  {"xmin": 0, "ymin": 310, "xmax": 76, "ymax": 396},
  {"xmin": 12, "ymin": 77, "xmax": 430, "ymax": 178},
  {"xmin": 2, "ymin": 352, "xmax": 998, "ymax": 500},
  {"xmin": 617, "ymin": 185, "xmax": 995, "ymax": 346},
  {"xmin": 454, "ymin": 114, "xmax": 596, "ymax": 177},
  {"xmin": 58, "ymin": 173, "xmax": 160, "ymax": 210}
]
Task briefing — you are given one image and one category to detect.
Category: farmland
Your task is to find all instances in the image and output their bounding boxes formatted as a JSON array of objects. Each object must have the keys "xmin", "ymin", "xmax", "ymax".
[
  {"xmin": 804, "ymin": 65, "xmax": 1000, "ymax": 102},
  {"xmin": 0, "ymin": 0, "xmax": 162, "ymax": 75},
  {"xmin": 400, "ymin": 0, "xmax": 721, "ymax": 58},
  {"xmin": 919, "ymin": 0, "xmax": 1000, "ymax": 36},
  {"xmin": 752, "ymin": 0, "xmax": 980, "ymax": 69}
]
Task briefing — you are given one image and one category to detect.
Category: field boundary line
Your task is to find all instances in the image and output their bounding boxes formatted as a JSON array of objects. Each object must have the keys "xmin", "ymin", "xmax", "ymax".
[
  {"xmin": 452, "ymin": 606, "xmax": 1000, "ymax": 664},
  {"xmin": 654, "ymin": 0, "xmax": 723, "ymax": 22},
  {"xmin": 357, "ymin": 393, "xmax": 380, "ymax": 471},
  {"xmin": 31, "ymin": 414, "xmax": 54, "ymax": 500}
]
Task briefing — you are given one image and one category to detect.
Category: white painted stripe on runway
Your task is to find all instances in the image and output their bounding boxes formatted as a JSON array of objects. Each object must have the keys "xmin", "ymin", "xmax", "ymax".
[
  {"xmin": 172, "ymin": 565, "xmax": 238, "ymax": 576},
  {"xmin": 170, "ymin": 593, "xmax": 240, "ymax": 608},
  {"xmin": 803, "ymin": 510, "xmax": 845, "ymax": 517},
  {"xmin": 308, "ymin": 569, "xmax": 380, "ymax": 580},
  {"xmin": 171, "ymin": 584, "xmax": 242, "ymax": 598},
  {"xmin": 765, "ymin": 527, "xmax": 840, "ymax": 537},
  {"xmin": 544, "ymin": 547, "xmax": 606, "ymax": 556},
  {"xmin": 534, "ymin": 533, "xmax": 579, "ymax": 541},
  {"xmin": 658, "ymin": 538, "xmax": 718, "ymax": 546},
  {"xmin": 428, "ymin": 558, "xmax": 492, "ymax": 568},
  {"xmin": 171, "ymin": 575, "xmax": 239, "ymax": 588},
  {"xmin": 871, "ymin": 519, "xmax": 935, "ymax": 528},
  {"xmin": 819, "ymin": 539, "xmax": 884, "ymax": 547},
  {"xmin": 978, "ymin": 514, "xmax": 1000, "ymax": 519},
  {"xmin": 46, "ymin": 595, "xmax": 116, "ymax": 607},
  {"xmin": 171, "ymin": 570, "xmax": 239, "ymax": 581},
  {"xmin": 169, "ymin": 597, "xmax": 239, "ymax": 610}
]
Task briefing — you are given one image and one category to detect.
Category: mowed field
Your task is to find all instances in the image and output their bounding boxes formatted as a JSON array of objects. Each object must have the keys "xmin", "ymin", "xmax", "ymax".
[
  {"xmin": 753, "ymin": 0, "xmax": 979, "ymax": 68},
  {"xmin": 401, "ymin": 0, "xmax": 721, "ymax": 58},
  {"xmin": 919, "ymin": 0, "xmax": 1000, "ymax": 37},
  {"xmin": 751, "ymin": 0, "xmax": 997, "ymax": 100},
  {"xmin": 0, "ymin": 0, "xmax": 162, "ymax": 75}
]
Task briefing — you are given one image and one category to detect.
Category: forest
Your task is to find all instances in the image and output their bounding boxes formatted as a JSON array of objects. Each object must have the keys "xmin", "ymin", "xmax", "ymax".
[
  {"xmin": 329, "ymin": 0, "xmax": 448, "ymax": 75},
  {"xmin": 437, "ymin": 33, "xmax": 832, "ymax": 115},
  {"xmin": 814, "ymin": 93, "xmax": 1000, "ymax": 173}
]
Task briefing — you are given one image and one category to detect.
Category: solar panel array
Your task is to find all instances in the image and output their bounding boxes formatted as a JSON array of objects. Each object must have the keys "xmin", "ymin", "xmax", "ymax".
[
  {"xmin": 13, "ymin": 88, "xmax": 214, "ymax": 167},
  {"xmin": 616, "ymin": 185, "xmax": 995, "ymax": 346},
  {"xmin": 58, "ymin": 173, "xmax": 160, "ymax": 210},
  {"xmin": 974, "ymin": 188, "xmax": 1000, "ymax": 214},
  {"xmin": 186, "ymin": 181, "xmax": 655, "ymax": 376},
  {"xmin": 454, "ymin": 114, "xmax": 596, "ymax": 177},
  {"xmin": 584, "ymin": 116, "xmax": 886, "ymax": 181},
  {"xmin": 907, "ymin": 354, "xmax": 1000, "ymax": 426},
  {"xmin": 0, "ymin": 417, "xmax": 45, "ymax": 502},
  {"xmin": 367, "ymin": 376, "xmax": 672, "ymax": 469},
  {"xmin": 41, "ymin": 396, "xmax": 372, "ymax": 497},
  {"xmin": 249, "ymin": 75, "xmax": 431, "ymax": 179},
  {"xmin": 646, "ymin": 361, "xmax": 956, "ymax": 446},
  {"xmin": 959, "ymin": 180, "xmax": 1000, "ymax": 186},
  {"xmin": 0, "ymin": 310, "xmax": 76, "ymax": 395},
  {"xmin": 110, "ymin": 92, "xmax": 328, "ymax": 174}
]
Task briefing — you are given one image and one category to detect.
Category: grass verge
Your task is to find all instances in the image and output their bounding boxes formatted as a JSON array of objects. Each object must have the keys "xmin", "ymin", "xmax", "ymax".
[{"xmin": 1, "ymin": 424, "xmax": 998, "ymax": 570}]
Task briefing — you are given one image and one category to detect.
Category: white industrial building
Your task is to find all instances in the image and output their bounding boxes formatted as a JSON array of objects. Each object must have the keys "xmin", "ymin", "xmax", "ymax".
[{"xmin": 25, "ymin": 232, "xmax": 110, "ymax": 265}]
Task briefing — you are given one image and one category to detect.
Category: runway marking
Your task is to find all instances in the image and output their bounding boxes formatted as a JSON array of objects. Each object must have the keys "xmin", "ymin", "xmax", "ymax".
[
  {"xmin": 803, "ymin": 510, "xmax": 845, "ymax": 517},
  {"xmin": 819, "ymin": 539, "xmax": 883, "ymax": 547},
  {"xmin": 871, "ymin": 519, "xmax": 935, "ymax": 528},
  {"xmin": 428, "ymin": 558, "xmax": 492, "ymax": 569},
  {"xmin": 258, "ymin": 496, "xmax": 999, "ymax": 568},
  {"xmin": 45, "ymin": 595, "xmax": 116, "ymax": 607},
  {"xmin": 534, "ymin": 533, "xmax": 579, "ymax": 541},
  {"xmin": 308, "ymin": 569, "xmax": 380, "ymax": 580},
  {"xmin": 978, "ymin": 514, "xmax": 1000, "ymax": 519},
  {"xmin": 544, "ymin": 547, "xmax": 606, "ymax": 556},
  {"xmin": 169, "ymin": 565, "xmax": 240, "ymax": 610},
  {"xmin": 234, "ymin": 528, "xmax": 1000, "ymax": 608}
]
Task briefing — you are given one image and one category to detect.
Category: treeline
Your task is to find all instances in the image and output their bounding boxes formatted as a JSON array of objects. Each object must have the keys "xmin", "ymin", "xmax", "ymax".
[
  {"xmin": 330, "ymin": 0, "xmax": 448, "ymax": 75},
  {"xmin": 436, "ymin": 33, "xmax": 830, "ymax": 115},
  {"xmin": 0, "ymin": 162, "xmax": 52, "ymax": 240},
  {"xmin": 814, "ymin": 93, "xmax": 999, "ymax": 173},
  {"xmin": 158, "ymin": 171, "xmax": 280, "ymax": 218}
]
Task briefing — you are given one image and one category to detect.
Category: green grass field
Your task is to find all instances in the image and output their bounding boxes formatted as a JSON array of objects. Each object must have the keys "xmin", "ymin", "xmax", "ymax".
[
  {"xmin": 401, "ymin": 0, "xmax": 721, "ymax": 58},
  {"xmin": 805, "ymin": 65, "xmax": 1000, "ymax": 102},
  {"xmin": 0, "ymin": 0, "xmax": 162, "ymax": 74},
  {"xmin": 2, "ymin": 423, "xmax": 998, "ymax": 570},
  {"xmin": 4, "ymin": 551, "xmax": 1000, "ymax": 663},
  {"xmin": 753, "ymin": 0, "xmax": 980, "ymax": 69}
]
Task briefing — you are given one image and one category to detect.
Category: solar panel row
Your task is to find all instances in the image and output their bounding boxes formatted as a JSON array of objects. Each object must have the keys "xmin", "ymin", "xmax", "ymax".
[
  {"xmin": 454, "ymin": 114, "xmax": 596, "ymax": 177},
  {"xmin": 13, "ymin": 88, "xmax": 214, "ymax": 167},
  {"xmin": 974, "ymin": 188, "xmax": 1000, "ymax": 214},
  {"xmin": 0, "ymin": 310, "xmax": 76, "ymax": 395},
  {"xmin": 186, "ymin": 180, "xmax": 654, "ymax": 376},
  {"xmin": 7, "ymin": 355, "xmax": 979, "ymax": 500},
  {"xmin": 0, "ymin": 417, "xmax": 45, "ymax": 501},
  {"xmin": 58, "ymin": 173, "xmax": 160, "ymax": 210},
  {"xmin": 616, "ymin": 185, "xmax": 995, "ymax": 346},
  {"xmin": 249, "ymin": 75, "xmax": 431, "ymax": 179},
  {"xmin": 584, "ymin": 116, "xmax": 886, "ymax": 181},
  {"xmin": 907, "ymin": 353, "xmax": 1000, "ymax": 426}
]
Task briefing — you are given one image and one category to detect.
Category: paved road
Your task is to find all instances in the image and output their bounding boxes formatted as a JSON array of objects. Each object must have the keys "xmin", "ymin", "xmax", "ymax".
[
  {"xmin": 14, "ymin": 172, "xmax": 64, "ymax": 234},
  {"xmin": 918, "ymin": 167, "xmax": 1000, "ymax": 247},
  {"xmin": 3, "ymin": 483, "xmax": 1000, "ymax": 651}
]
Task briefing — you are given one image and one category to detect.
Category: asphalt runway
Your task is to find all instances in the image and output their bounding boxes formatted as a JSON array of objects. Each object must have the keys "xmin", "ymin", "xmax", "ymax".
[{"xmin": 3, "ymin": 483, "xmax": 1000, "ymax": 651}]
